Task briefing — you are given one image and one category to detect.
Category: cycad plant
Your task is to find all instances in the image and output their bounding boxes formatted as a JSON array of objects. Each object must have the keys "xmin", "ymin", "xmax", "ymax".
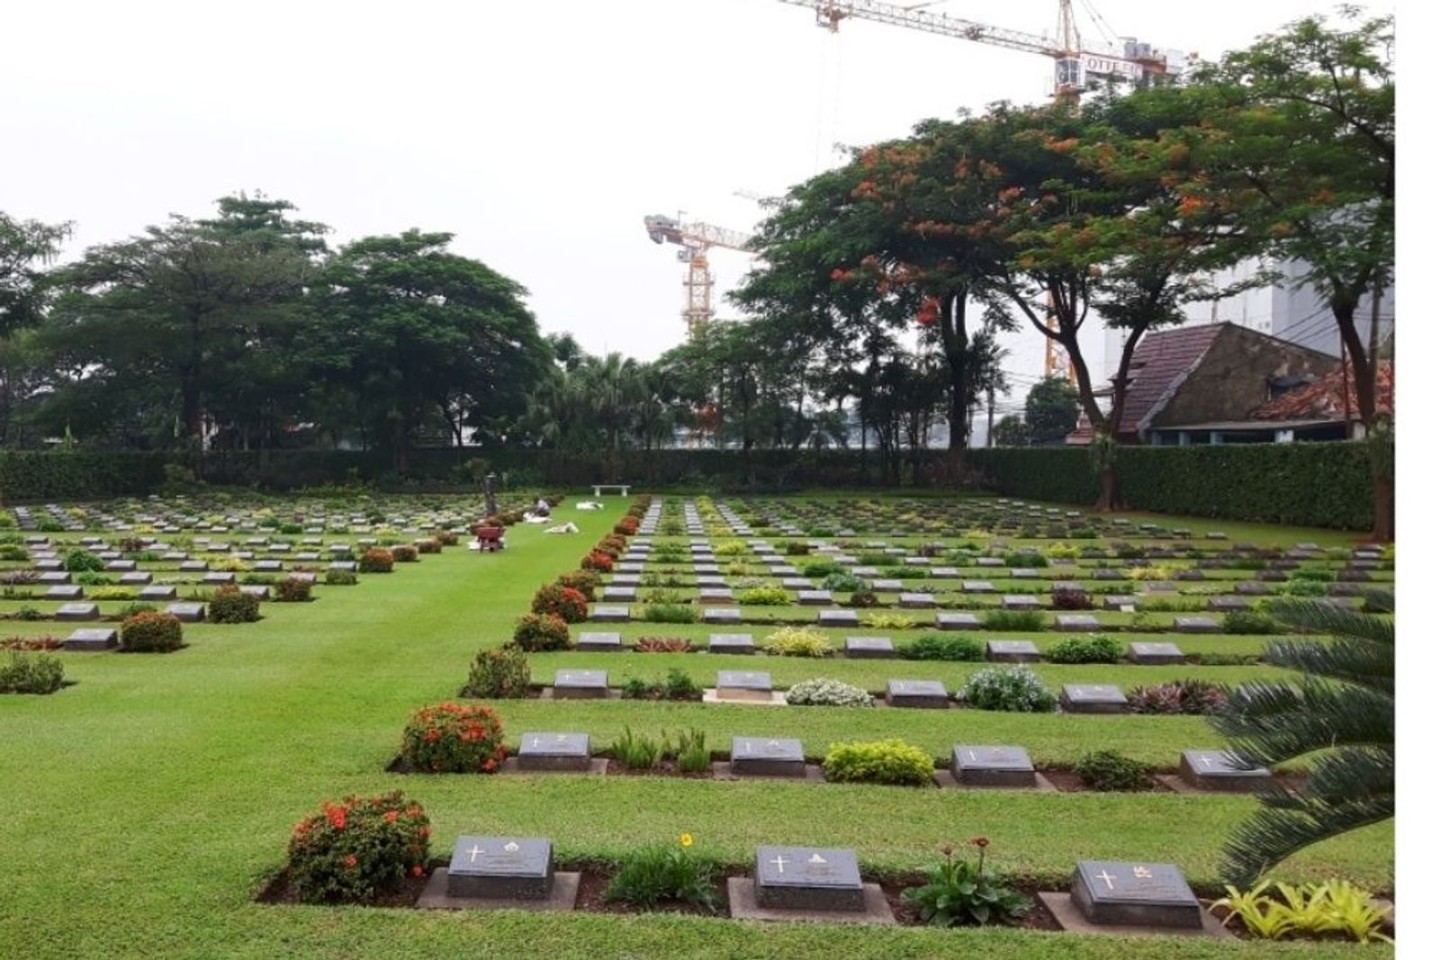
[{"xmin": 1209, "ymin": 594, "xmax": 1393, "ymax": 884}]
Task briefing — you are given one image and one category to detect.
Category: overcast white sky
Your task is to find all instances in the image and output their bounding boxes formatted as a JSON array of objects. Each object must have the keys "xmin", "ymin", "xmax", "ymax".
[{"xmin": 2, "ymin": 0, "xmax": 1398, "ymax": 404}]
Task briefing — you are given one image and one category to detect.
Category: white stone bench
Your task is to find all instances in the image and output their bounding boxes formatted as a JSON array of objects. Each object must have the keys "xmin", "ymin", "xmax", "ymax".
[{"xmin": 591, "ymin": 484, "xmax": 631, "ymax": 497}]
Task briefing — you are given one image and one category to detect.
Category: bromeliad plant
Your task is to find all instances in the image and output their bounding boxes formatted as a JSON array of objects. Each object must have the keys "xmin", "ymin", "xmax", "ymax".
[
  {"xmin": 1211, "ymin": 878, "xmax": 1391, "ymax": 943},
  {"xmin": 901, "ymin": 838, "xmax": 1031, "ymax": 926}
]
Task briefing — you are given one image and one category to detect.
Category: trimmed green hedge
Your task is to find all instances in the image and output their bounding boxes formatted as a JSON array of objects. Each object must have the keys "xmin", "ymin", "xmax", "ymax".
[
  {"xmin": 967, "ymin": 443, "xmax": 1374, "ymax": 531},
  {"xmin": 0, "ymin": 443, "xmax": 1375, "ymax": 530},
  {"xmin": 0, "ymin": 452, "xmax": 167, "ymax": 502}
]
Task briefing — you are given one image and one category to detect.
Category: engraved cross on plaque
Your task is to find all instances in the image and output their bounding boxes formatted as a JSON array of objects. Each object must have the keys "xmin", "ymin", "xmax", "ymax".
[
  {"xmin": 1094, "ymin": 869, "xmax": 1117, "ymax": 890},
  {"xmin": 770, "ymin": 855, "xmax": 788, "ymax": 874},
  {"xmin": 468, "ymin": 844, "xmax": 485, "ymax": 863}
]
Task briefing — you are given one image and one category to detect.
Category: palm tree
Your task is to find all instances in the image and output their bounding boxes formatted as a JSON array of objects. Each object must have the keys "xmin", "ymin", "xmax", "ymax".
[{"xmin": 1209, "ymin": 594, "xmax": 1393, "ymax": 885}]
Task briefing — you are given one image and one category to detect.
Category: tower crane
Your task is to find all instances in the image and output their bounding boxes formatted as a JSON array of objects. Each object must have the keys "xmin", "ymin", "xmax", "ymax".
[
  {"xmin": 644, "ymin": 214, "xmax": 753, "ymax": 340},
  {"xmin": 778, "ymin": 1, "xmax": 1194, "ymax": 380}
]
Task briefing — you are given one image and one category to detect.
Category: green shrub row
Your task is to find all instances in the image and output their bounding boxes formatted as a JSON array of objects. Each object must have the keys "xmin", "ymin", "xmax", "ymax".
[{"xmin": 967, "ymin": 443, "xmax": 1373, "ymax": 531}]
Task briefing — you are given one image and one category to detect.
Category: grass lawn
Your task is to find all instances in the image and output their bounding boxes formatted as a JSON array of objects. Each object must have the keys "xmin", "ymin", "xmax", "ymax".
[{"xmin": 0, "ymin": 495, "xmax": 1393, "ymax": 958}]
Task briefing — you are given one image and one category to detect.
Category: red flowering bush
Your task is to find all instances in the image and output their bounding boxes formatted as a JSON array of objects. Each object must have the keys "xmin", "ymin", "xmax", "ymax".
[
  {"xmin": 286, "ymin": 791, "xmax": 431, "ymax": 904},
  {"xmin": 391, "ymin": 544, "xmax": 419, "ymax": 563},
  {"xmin": 511, "ymin": 613, "xmax": 571, "ymax": 652},
  {"xmin": 120, "ymin": 611, "xmax": 183, "ymax": 652},
  {"xmin": 581, "ymin": 550, "xmax": 614, "ymax": 573},
  {"xmin": 531, "ymin": 583, "xmax": 588, "ymax": 623},
  {"xmin": 596, "ymin": 535, "xmax": 627, "ymax": 558},
  {"xmin": 557, "ymin": 569, "xmax": 599, "ymax": 600},
  {"xmin": 358, "ymin": 548, "xmax": 394, "ymax": 573},
  {"xmin": 400, "ymin": 702, "xmax": 508, "ymax": 773},
  {"xmin": 613, "ymin": 516, "xmax": 639, "ymax": 536}
]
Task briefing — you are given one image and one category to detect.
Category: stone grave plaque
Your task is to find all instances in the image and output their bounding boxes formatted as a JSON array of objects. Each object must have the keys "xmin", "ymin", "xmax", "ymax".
[
  {"xmin": 871, "ymin": 579, "xmax": 904, "ymax": 592},
  {"xmin": 1128, "ymin": 642, "xmax": 1185, "ymax": 665},
  {"xmin": 118, "ymin": 572, "xmax": 153, "ymax": 585},
  {"xmin": 936, "ymin": 613, "xmax": 981, "ymax": 631},
  {"xmin": 64, "ymin": 627, "xmax": 118, "ymax": 651},
  {"xmin": 240, "ymin": 585, "xmax": 270, "ymax": 600},
  {"xmin": 699, "ymin": 588, "xmax": 734, "ymax": 603},
  {"xmin": 693, "ymin": 563, "xmax": 722, "ymax": 575},
  {"xmin": 951, "ymin": 745, "xmax": 1035, "ymax": 788},
  {"xmin": 731, "ymin": 737, "xmax": 805, "ymax": 777},
  {"xmin": 599, "ymin": 586, "xmax": 636, "ymax": 602},
  {"xmin": 962, "ymin": 580, "xmax": 995, "ymax": 593},
  {"xmin": 701, "ymin": 607, "xmax": 742, "ymax": 625},
  {"xmin": 716, "ymin": 670, "xmax": 773, "ymax": 702},
  {"xmin": 104, "ymin": 560, "xmax": 137, "ymax": 572},
  {"xmin": 575, "ymin": 632, "xmax": 623, "ymax": 652},
  {"xmin": 45, "ymin": 585, "xmax": 83, "ymax": 601},
  {"xmin": 1232, "ymin": 583, "xmax": 1271, "ymax": 599},
  {"xmin": 34, "ymin": 559, "xmax": 63, "ymax": 572},
  {"xmin": 37, "ymin": 571, "xmax": 72, "ymax": 585},
  {"xmin": 1174, "ymin": 616, "xmax": 1220, "ymax": 634},
  {"xmin": 178, "ymin": 560, "xmax": 208, "ymax": 572},
  {"xmin": 898, "ymin": 592, "xmax": 935, "ymax": 609},
  {"xmin": 780, "ymin": 577, "xmax": 812, "ymax": 590},
  {"xmin": 167, "ymin": 602, "xmax": 206, "ymax": 622},
  {"xmin": 844, "ymin": 636, "xmax": 894, "ymax": 659},
  {"xmin": 589, "ymin": 605, "xmax": 630, "ymax": 623},
  {"xmin": 1054, "ymin": 614, "xmax": 1100, "ymax": 632},
  {"xmin": 517, "ymin": 733, "xmax": 591, "ymax": 772},
  {"xmin": 755, "ymin": 846, "xmax": 865, "ymax": 912},
  {"xmin": 1061, "ymin": 683, "xmax": 1128, "ymax": 714},
  {"xmin": 986, "ymin": 640, "xmax": 1040, "ymax": 663},
  {"xmin": 1093, "ymin": 568, "xmax": 1125, "ymax": 581},
  {"xmin": 447, "ymin": 836, "xmax": 554, "ymax": 900},
  {"xmin": 1002, "ymin": 594, "xmax": 1040, "ymax": 610},
  {"xmin": 1179, "ymin": 750, "xmax": 1273, "ymax": 792},
  {"xmin": 1070, "ymin": 860, "xmax": 1203, "ymax": 929},
  {"xmin": 796, "ymin": 590, "xmax": 833, "ymax": 606},
  {"xmin": 695, "ymin": 575, "xmax": 728, "ymax": 588},
  {"xmin": 55, "ymin": 602, "xmax": 100, "ymax": 622},
  {"xmin": 707, "ymin": 633, "xmax": 754, "ymax": 655},
  {"xmin": 885, "ymin": 679, "xmax": 948, "ymax": 709},
  {"xmin": 1009, "ymin": 568, "xmax": 1040, "ymax": 580},
  {"xmin": 1102, "ymin": 595, "xmax": 1138, "ymax": 610},
  {"xmin": 254, "ymin": 560, "xmax": 284, "ymax": 572},
  {"xmin": 976, "ymin": 557, "xmax": 1003, "ymax": 568},
  {"xmin": 139, "ymin": 585, "xmax": 178, "ymax": 601},
  {"xmin": 202, "ymin": 572, "xmax": 236, "ymax": 585},
  {"xmin": 553, "ymin": 670, "xmax": 608, "ymax": 699},
  {"xmin": 816, "ymin": 609, "xmax": 858, "ymax": 627},
  {"xmin": 1206, "ymin": 595, "xmax": 1249, "ymax": 612},
  {"xmin": 931, "ymin": 566, "xmax": 959, "ymax": 578}
]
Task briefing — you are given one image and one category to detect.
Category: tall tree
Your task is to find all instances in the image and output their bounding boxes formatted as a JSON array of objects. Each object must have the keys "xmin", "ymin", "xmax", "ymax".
[
  {"xmin": 1174, "ymin": 11, "xmax": 1395, "ymax": 538},
  {"xmin": 1024, "ymin": 376, "xmax": 1080, "ymax": 444},
  {"xmin": 0, "ymin": 212, "xmax": 71, "ymax": 446},
  {"xmin": 311, "ymin": 230, "xmax": 546, "ymax": 470},
  {"xmin": 42, "ymin": 195, "xmax": 325, "ymax": 447}
]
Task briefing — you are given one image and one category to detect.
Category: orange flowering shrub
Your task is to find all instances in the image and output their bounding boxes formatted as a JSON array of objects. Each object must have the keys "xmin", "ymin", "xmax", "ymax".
[
  {"xmin": 358, "ymin": 548, "xmax": 394, "ymax": 573},
  {"xmin": 400, "ymin": 702, "xmax": 507, "ymax": 773},
  {"xmin": 286, "ymin": 791, "xmax": 431, "ymax": 903}
]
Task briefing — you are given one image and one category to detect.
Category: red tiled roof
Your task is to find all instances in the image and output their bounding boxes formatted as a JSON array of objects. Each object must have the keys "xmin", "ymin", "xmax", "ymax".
[
  {"xmin": 1116, "ymin": 325, "xmax": 1226, "ymax": 436},
  {"xmin": 1252, "ymin": 361, "xmax": 1394, "ymax": 421}
]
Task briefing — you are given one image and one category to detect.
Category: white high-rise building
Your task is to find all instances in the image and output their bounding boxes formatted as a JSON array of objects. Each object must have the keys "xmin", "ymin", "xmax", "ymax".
[{"xmin": 1103, "ymin": 258, "xmax": 1393, "ymax": 380}]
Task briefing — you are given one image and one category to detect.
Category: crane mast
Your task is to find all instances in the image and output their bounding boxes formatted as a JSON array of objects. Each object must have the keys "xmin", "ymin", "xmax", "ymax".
[
  {"xmin": 644, "ymin": 214, "xmax": 753, "ymax": 340},
  {"xmin": 778, "ymin": 0, "xmax": 1190, "ymax": 381}
]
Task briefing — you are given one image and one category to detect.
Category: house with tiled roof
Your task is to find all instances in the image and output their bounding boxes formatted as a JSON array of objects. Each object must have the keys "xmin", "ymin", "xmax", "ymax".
[{"xmin": 1068, "ymin": 322, "xmax": 1341, "ymax": 446}]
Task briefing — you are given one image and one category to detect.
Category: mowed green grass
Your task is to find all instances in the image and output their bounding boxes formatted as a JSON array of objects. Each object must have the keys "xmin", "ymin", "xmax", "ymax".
[{"xmin": 0, "ymin": 497, "xmax": 1393, "ymax": 959}]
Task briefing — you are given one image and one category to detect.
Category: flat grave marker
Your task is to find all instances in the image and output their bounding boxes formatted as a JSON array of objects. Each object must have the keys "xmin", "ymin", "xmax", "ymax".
[
  {"xmin": 753, "ymin": 846, "xmax": 865, "ymax": 912},
  {"xmin": 1067, "ymin": 860, "xmax": 1204, "ymax": 929},
  {"xmin": 1061, "ymin": 683, "xmax": 1128, "ymax": 714},
  {"xmin": 1178, "ymin": 750, "xmax": 1274, "ymax": 792},
  {"xmin": 950, "ymin": 745, "xmax": 1036, "ymax": 788},
  {"xmin": 885, "ymin": 679, "xmax": 949, "ymax": 709},
  {"xmin": 517, "ymin": 733, "xmax": 592, "ymax": 772},
  {"xmin": 985, "ymin": 640, "xmax": 1041, "ymax": 663},
  {"xmin": 1128, "ymin": 642, "xmax": 1185, "ymax": 665},
  {"xmin": 552, "ymin": 670, "xmax": 608, "ymax": 700},
  {"xmin": 730, "ymin": 736, "xmax": 806, "ymax": 777}
]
